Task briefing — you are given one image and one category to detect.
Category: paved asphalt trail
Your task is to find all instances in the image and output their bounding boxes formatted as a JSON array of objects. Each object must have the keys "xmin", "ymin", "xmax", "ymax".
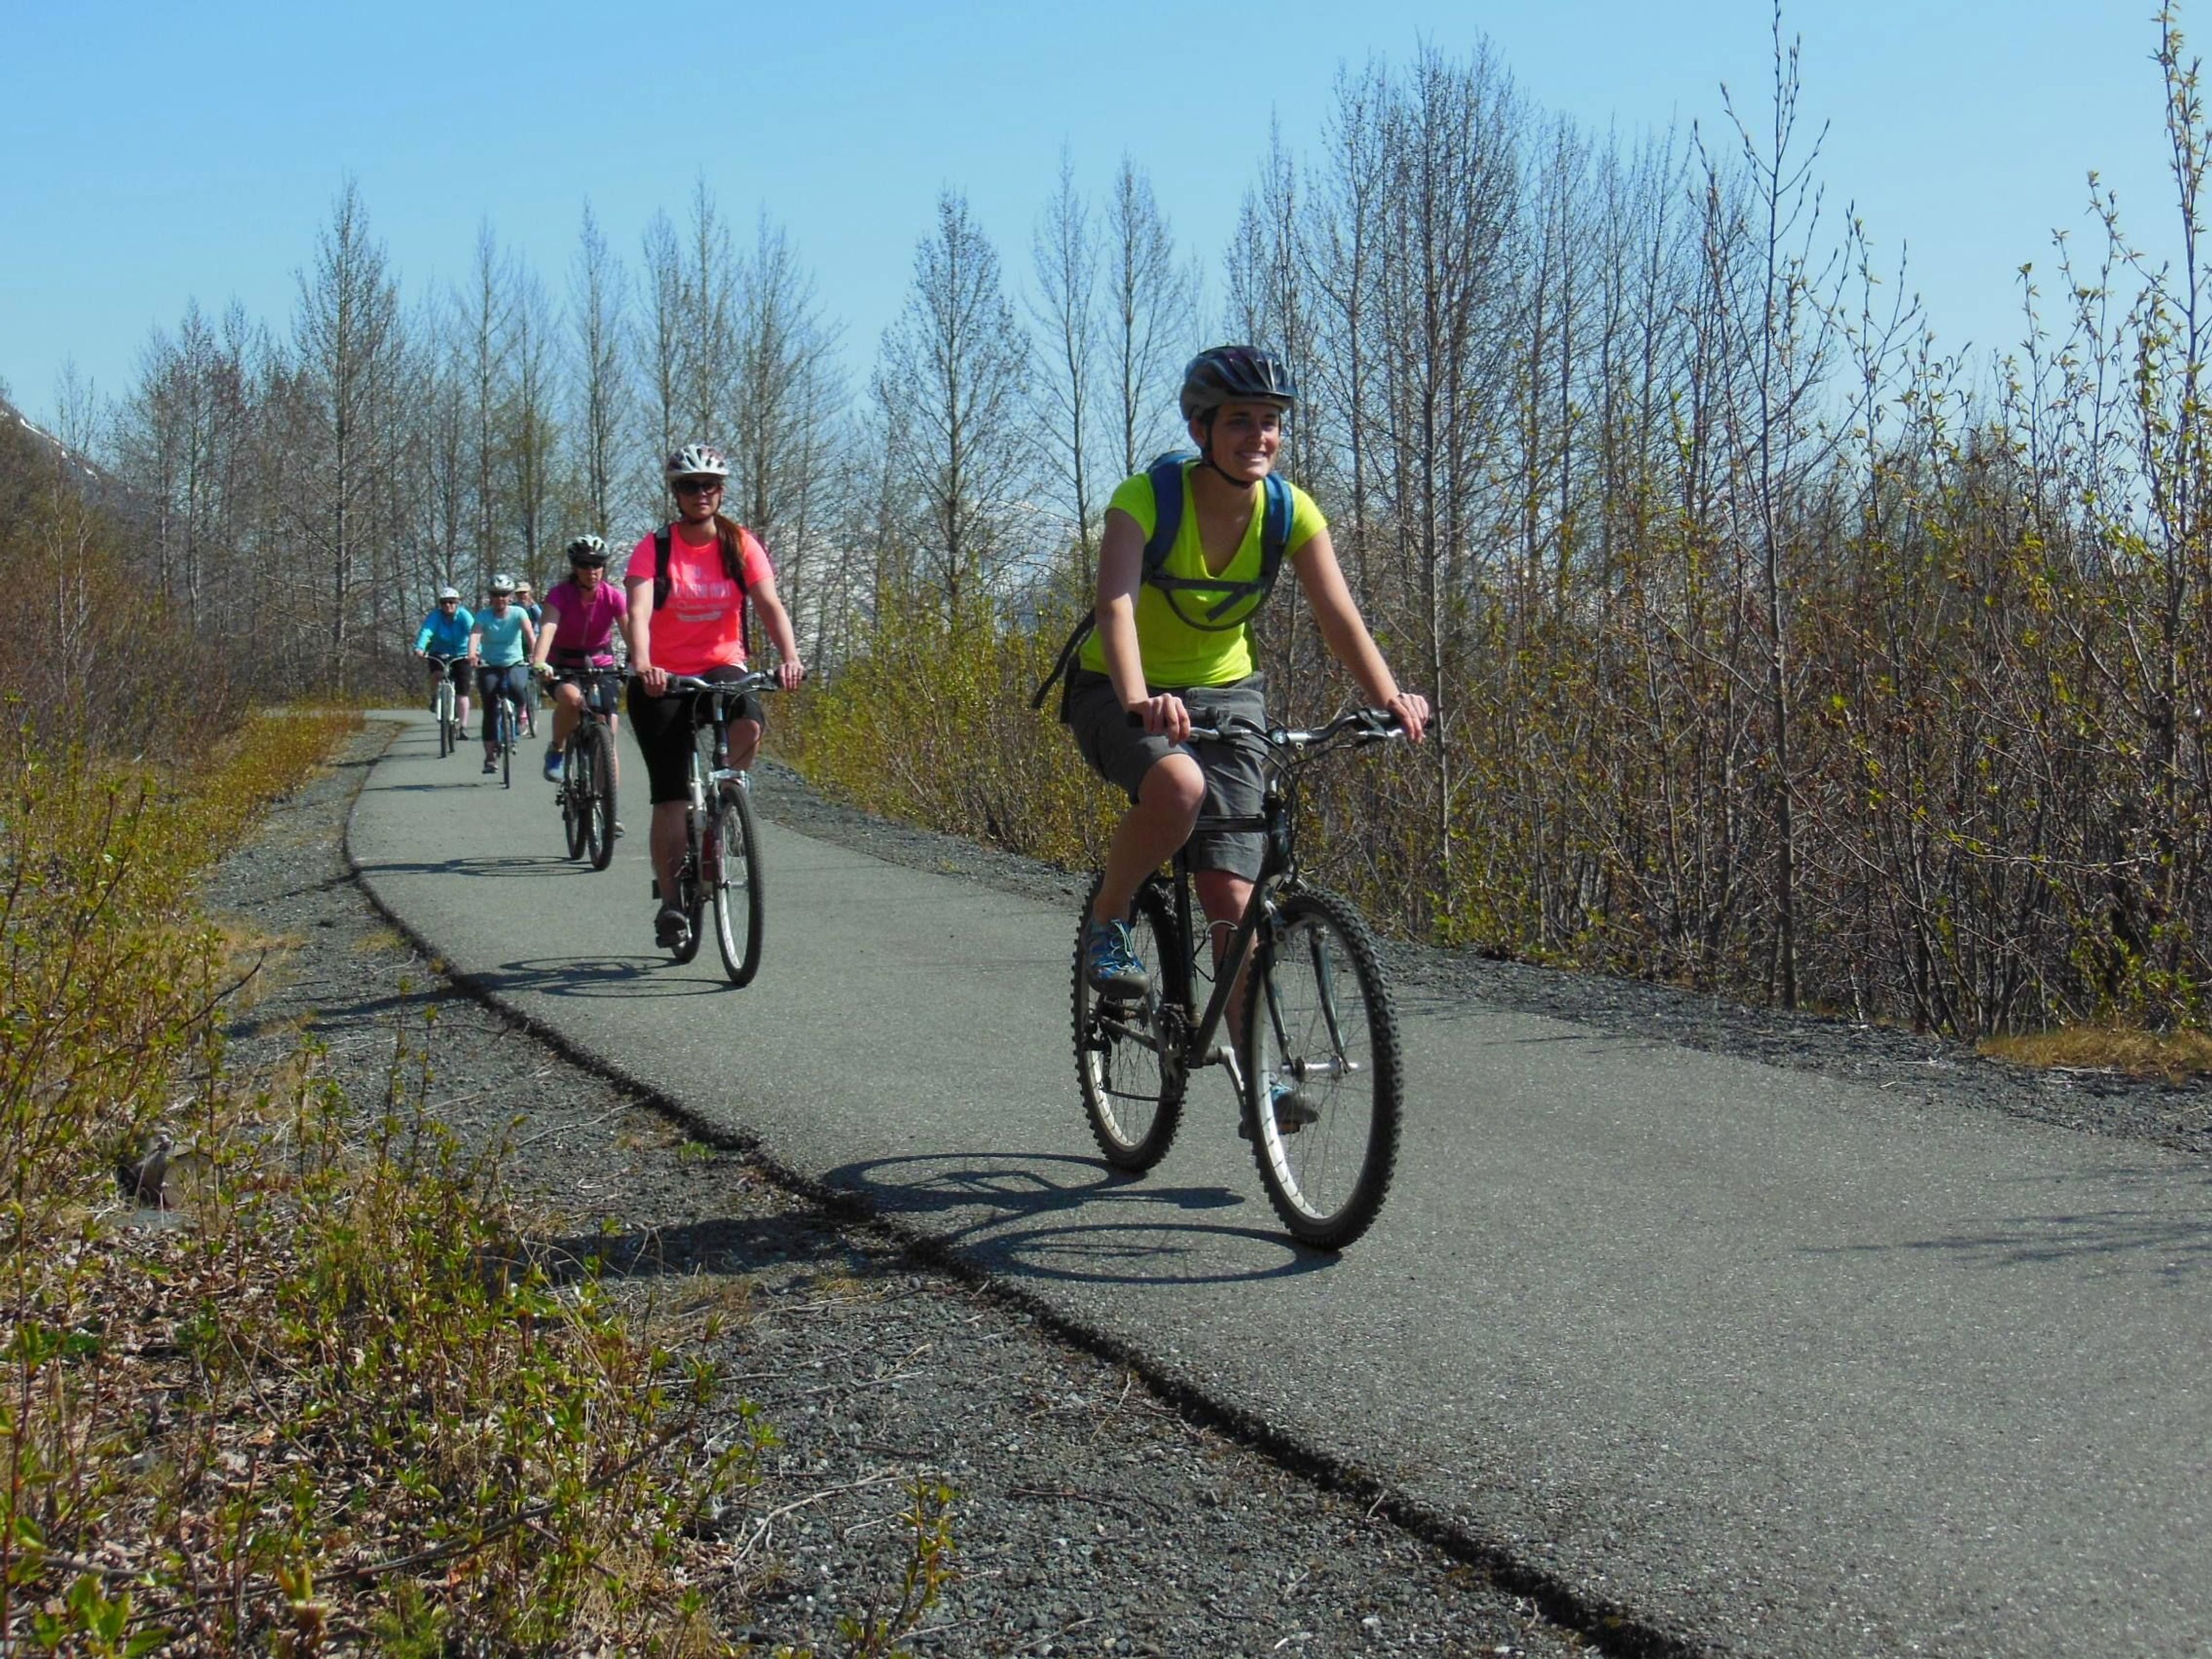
[{"xmin": 352, "ymin": 710, "xmax": 2212, "ymax": 1658}]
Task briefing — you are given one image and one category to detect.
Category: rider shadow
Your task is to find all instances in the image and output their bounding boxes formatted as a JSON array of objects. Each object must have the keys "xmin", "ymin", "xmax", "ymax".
[
  {"xmin": 820, "ymin": 1150, "xmax": 1332, "ymax": 1285},
  {"xmin": 358, "ymin": 855, "xmax": 580, "ymax": 881},
  {"xmin": 480, "ymin": 955, "xmax": 731, "ymax": 999},
  {"xmin": 525, "ymin": 1208, "xmax": 873, "ymax": 1287}
]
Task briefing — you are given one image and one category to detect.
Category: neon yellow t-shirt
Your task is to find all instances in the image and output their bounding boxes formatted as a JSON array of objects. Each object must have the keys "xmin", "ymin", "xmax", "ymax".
[{"xmin": 1079, "ymin": 462, "xmax": 1325, "ymax": 688}]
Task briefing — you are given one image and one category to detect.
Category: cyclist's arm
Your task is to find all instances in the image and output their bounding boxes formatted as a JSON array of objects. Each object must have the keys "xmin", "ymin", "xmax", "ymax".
[
  {"xmin": 624, "ymin": 575, "xmax": 664, "ymax": 695},
  {"xmin": 745, "ymin": 570, "xmax": 806, "ymax": 690},
  {"xmin": 530, "ymin": 613, "xmax": 558, "ymax": 673},
  {"xmin": 1289, "ymin": 528, "xmax": 1429, "ymax": 742},
  {"xmin": 1095, "ymin": 506, "xmax": 1188, "ymax": 740},
  {"xmin": 467, "ymin": 616, "xmax": 483, "ymax": 666}
]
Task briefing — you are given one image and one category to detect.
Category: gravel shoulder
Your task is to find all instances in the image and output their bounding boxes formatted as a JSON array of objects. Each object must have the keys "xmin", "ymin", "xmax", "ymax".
[
  {"xmin": 749, "ymin": 758, "xmax": 2212, "ymax": 1162},
  {"xmin": 206, "ymin": 726, "xmax": 1600, "ymax": 1657}
]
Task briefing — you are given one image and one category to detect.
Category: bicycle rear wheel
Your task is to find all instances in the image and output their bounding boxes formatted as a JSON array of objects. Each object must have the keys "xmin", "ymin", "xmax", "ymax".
[
  {"xmin": 562, "ymin": 736, "xmax": 590, "ymax": 860},
  {"xmin": 583, "ymin": 724, "xmax": 618, "ymax": 872},
  {"xmin": 1243, "ymin": 886, "xmax": 1402, "ymax": 1250},
  {"xmin": 1073, "ymin": 874, "xmax": 1188, "ymax": 1172},
  {"xmin": 711, "ymin": 779, "xmax": 765, "ymax": 986},
  {"xmin": 669, "ymin": 749, "xmax": 707, "ymax": 964}
]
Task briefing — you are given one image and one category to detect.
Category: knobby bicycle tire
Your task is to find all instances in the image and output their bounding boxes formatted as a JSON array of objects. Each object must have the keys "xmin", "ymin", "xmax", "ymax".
[
  {"xmin": 1242, "ymin": 885, "xmax": 1402, "ymax": 1250},
  {"xmin": 1073, "ymin": 874, "xmax": 1189, "ymax": 1172},
  {"xmin": 585, "ymin": 724, "xmax": 618, "ymax": 873},
  {"xmin": 711, "ymin": 779, "xmax": 765, "ymax": 986},
  {"xmin": 438, "ymin": 681, "xmax": 455, "ymax": 757}
]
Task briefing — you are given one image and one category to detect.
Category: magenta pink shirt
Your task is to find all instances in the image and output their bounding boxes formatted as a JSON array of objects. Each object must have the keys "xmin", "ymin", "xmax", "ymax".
[
  {"xmin": 541, "ymin": 576, "xmax": 628, "ymax": 666},
  {"xmin": 626, "ymin": 523, "xmax": 773, "ymax": 675}
]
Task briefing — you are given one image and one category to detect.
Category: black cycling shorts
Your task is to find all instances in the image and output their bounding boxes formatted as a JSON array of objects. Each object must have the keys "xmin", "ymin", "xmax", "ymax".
[{"xmin": 626, "ymin": 666, "xmax": 765, "ymax": 805}]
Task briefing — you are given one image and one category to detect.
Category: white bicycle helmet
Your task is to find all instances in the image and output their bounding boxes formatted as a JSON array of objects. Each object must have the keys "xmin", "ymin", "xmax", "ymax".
[
  {"xmin": 665, "ymin": 443, "xmax": 729, "ymax": 480},
  {"xmin": 565, "ymin": 534, "xmax": 608, "ymax": 566},
  {"xmin": 437, "ymin": 585, "xmax": 460, "ymax": 601},
  {"xmin": 489, "ymin": 572, "xmax": 517, "ymax": 594}
]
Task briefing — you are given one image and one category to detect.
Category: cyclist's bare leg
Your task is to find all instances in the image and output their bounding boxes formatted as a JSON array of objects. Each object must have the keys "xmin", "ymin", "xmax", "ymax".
[
  {"xmin": 1195, "ymin": 869, "xmax": 1257, "ymax": 1041},
  {"xmin": 551, "ymin": 681, "xmax": 584, "ymax": 751},
  {"xmin": 456, "ymin": 692, "xmax": 472, "ymax": 736},
  {"xmin": 1092, "ymin": 752, "xmax": 1205, "ymax": 927},
  {"xmin": 725, "ymin": 716, "xmax": 763, "ymax": 773},
  {"xmin": 649, "ymin": 800, "xmax": 688, "ymax": 903}
]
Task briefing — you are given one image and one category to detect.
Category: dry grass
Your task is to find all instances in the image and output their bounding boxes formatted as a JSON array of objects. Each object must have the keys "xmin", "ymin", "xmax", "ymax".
[{"xmin": 1979, "ymin": 1025, "xmax": 2212, "ymax": 1080}]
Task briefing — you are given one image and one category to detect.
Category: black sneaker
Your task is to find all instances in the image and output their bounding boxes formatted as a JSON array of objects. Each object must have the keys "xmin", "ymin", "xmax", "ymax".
[
  {"xmin": 654, "ymin": 904, "xmax": 691, "ymax": 950},
  {"xmin": 482, "ymin": 756, "xmax": 498, "ymax": 774}
]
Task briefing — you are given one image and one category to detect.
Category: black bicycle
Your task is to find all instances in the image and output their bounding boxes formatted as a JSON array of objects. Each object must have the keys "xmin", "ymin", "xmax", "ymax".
[
  {"xmin": 546, "ymin": 666, "xmax": 623, "ymax": 871},
  {"xmin": 427, "ymin": 654, "xmax": 464, "ymax": 756},
  {"xmin": 1073, "ymin": 709, "xmax": 1407, "ymax": 1249},
  {"xmin": 654, "ymin": 671, "xmax": 775, "ymax": 985}
]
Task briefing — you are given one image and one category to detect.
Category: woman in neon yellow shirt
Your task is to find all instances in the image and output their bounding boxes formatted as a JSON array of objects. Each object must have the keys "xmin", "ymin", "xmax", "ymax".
[{"xmin": 1066, "ymin": 345, "xmax": 1429, "ymax": 999}]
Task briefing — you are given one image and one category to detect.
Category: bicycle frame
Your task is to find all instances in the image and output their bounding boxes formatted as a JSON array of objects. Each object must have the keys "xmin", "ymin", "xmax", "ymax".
[{"xmin": 1147, "ymin": 712, "xmax": 1402, "ymax": 1087}]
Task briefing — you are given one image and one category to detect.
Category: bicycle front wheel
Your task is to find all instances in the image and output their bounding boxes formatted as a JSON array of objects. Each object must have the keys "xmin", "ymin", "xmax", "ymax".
[
  {"xmin": 711, "ymin": 779, "xmax": 765, "ymax": 986},
  {"xmin": 1243, "ymin": 887, "xmax": 1402, "ymax": 1250},
  {"xmin": 584, "ymin": 724, "xmax": 618, "ymax": 872},
  {"xmin": 501, "ymin": 702, "xmax": 514, "ymax": 789},
  {"xmin": 438, "ymin": 681, "xmax": 455, "ymax": 757},
  {"xmin": 1073, "ymin": 875, "xmax": 1188, "ymax": 1172}
]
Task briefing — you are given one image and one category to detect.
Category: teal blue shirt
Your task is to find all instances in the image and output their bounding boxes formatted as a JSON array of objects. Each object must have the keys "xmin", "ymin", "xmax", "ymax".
[{"xmin": 471, "ymin": 605, "xmax": 533, "ymax": 667}]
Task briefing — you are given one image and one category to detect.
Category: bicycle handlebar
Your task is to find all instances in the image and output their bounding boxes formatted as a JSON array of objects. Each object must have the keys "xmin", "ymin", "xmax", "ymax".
[
  {"xmin": 1126, "ymin": 707, "xmax": 1409, "ymax": 749},
  {"xmin": 662, "ymin": 669, "xmax": 782, "ymax": 697}
]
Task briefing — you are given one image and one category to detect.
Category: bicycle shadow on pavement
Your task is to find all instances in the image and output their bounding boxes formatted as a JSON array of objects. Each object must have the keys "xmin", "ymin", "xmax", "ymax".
[
  {"xmin": 821, "ymin": 1151, "xmax": 1330, "ymax": 1285},
  {"xmin": 476, "ymin": 955, "xmax": 733, "ymax": 999},
  {"xmin": 357, "ymin": 855, "xmax": 586, "ymax": 881}
]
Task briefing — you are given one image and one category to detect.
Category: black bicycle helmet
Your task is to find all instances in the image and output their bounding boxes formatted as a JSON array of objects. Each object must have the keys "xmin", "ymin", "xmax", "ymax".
[
  {"xmin": 565, "ymin": 534, "xmax": 608, "ymax": 567},
  {"xmin": 1179, "ymin": 345, "xmax": 1298, "ymax": 422}
]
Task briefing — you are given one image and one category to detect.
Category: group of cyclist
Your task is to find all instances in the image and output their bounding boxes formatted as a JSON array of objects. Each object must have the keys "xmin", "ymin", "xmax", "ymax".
[
  {"xmin": 408, "ymin": 345, "xmax": 1423, "ymax": 976},
  {"xmin": 411, "ymin": 442, "xmax": 805, "ymax": 952}
]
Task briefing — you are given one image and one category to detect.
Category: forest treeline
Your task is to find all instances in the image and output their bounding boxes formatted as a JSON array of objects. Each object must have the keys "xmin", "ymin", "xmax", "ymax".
[{"xmin": 30, "ymin": 14, "xmax": 2212, "ymax": 1035}]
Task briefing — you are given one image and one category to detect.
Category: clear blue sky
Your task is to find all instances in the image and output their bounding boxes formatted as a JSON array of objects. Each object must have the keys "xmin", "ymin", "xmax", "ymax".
[{"xmin": 0, "ymin": 0, "xmax": 2175, "ymax": 428}]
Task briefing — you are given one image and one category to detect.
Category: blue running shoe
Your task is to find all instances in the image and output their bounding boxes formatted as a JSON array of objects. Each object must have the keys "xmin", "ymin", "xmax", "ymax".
[
  {"xmin": 543, "ymin": 745, "xmax": 564, "ymax": 782},
  {"xmin": 1084, "ymin": 918, "xmax": 1149, "ymax": 999}
]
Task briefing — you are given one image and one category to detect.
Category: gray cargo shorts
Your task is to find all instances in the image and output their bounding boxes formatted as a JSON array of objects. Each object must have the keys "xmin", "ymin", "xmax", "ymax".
[{"xmin": 1065, "ymin": 669, "xmax": 1269, "ymax": 878}]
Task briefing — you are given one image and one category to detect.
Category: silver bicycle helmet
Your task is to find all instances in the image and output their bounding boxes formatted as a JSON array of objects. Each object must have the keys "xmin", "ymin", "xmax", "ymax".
[
  {"xmin": 488, "ymin": 572, "xmax": 517, "ymax": 594},
  {"xmin": 437, "ymin": 585, "xmax": 460, "ymax": 601},
  {"xmin": 665, "ymin": 443, "xmax": 729, "ymax": 480},
  {"xmin": 565, "ymin": 534, "xmax": 608, "ymax": 566},
  {"xmin": 1179, "ymin": 345, "xmax": 1298, "ymax": 422}
]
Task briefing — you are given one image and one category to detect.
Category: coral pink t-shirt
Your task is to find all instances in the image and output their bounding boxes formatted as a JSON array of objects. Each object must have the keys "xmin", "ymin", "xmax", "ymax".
[{"xmin": 625, "ymin": 522, "xmax": 773, "ymax": 675}]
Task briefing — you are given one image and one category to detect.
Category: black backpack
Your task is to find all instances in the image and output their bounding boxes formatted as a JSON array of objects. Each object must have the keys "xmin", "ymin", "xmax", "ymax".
[
  {"xmin": 1031, "ymin": 454, "xmax": 1294, "ymax": 713},
  {"xmin": 653, "ymin": 522, "xmax": 753, "ymax": 657}
]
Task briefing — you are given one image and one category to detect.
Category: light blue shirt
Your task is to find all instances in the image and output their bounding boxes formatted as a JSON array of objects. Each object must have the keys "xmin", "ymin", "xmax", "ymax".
[{"xmin": 472, "ymin": 604, "xmax": 533, "ymax": 666}]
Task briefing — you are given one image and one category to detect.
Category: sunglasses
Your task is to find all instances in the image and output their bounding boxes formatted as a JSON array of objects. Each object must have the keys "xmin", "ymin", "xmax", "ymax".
[{"xmin": 673, "ymin": 478, "xmax": 722, "ymax": 495}]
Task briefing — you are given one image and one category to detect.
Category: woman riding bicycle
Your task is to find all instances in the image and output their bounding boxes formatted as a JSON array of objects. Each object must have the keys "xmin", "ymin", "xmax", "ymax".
[
  {"xmin": 413, "ymin": 585, "xmax": 475, "ymax": 740},
  {"xmin": 469, "ymin": 573, "xmax": 537, "ymax": 774},
  {"xmin": 1067, "ymin": 345, "xmax": 1428, "ymax": 1000},
  {"xmin": 531, "ymin": 535, "xmax": 629, "ymax": 805},
  {"xmin": 625, "ymin": 444, "xmax": 805, "ymax": 952}
]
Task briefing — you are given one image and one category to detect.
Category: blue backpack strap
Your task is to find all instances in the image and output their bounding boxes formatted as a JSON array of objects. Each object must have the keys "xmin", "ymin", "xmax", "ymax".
[
  {"xmin": 1259, "ymin": 474, "xmax": 1291, "ymax": 586},
  {"xmin": 1141, "ymin": 454, "xmax": 1188, "ymax": 577}
]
